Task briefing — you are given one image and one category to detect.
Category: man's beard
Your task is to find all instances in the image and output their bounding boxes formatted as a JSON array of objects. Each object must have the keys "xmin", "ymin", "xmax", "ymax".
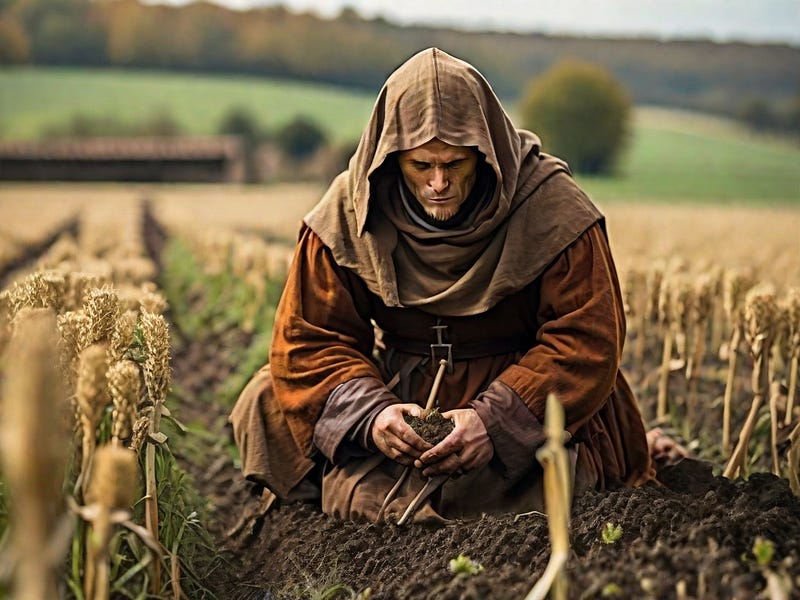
[{"xmin": 424, "ymin": 204, "xmax": 460, "ymax": 222}]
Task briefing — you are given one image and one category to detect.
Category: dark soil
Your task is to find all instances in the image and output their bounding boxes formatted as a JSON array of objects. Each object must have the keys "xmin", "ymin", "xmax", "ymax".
[
  {"xmin": 146, "ymin": 208, "xmax": 800, "ymax": 600},
  {"xmin": 170, "ymin": 336, "xmax": 800, "ymax": 600},
  {"xmin": 405, "ymin": 409, "xmax": 455, "ymax": 445}
]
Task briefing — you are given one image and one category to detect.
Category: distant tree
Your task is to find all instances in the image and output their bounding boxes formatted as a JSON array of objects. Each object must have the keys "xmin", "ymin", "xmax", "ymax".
[
  {"xmin": 738, "ymin": 98, "xmax": 777, "ymax": 131},
  {"xmin": 218, "ymin": 106, "xmax": 265, "ymax": 182},
  {"xmin": 0, "ymin": 16, "xmax": 30, "ymax": 63},
  {"xmin": 275, "ymin": 116, "xmax": 328, "ymax": 160},
  {"xmin": 519, "ymin": 60, "xmax": 632, "ymax": 174}
]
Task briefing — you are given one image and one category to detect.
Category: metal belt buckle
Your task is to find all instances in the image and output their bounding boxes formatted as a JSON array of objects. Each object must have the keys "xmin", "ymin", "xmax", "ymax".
[{"xmin": 431, "ymin": 324, "xmax": 454, "ymax": 373}]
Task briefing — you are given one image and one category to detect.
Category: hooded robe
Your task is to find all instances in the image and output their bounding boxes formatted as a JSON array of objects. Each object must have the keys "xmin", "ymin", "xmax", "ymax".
[{"xmin": 230, "ymin": 48, "xmax": 653, "ymax": 522}]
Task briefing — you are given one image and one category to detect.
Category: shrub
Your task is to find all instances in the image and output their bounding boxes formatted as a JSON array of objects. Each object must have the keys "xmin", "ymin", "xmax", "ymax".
[
  {"xmin": 519, "ymin": 60, "xmax": 631, "ymax": 174},
  {"xmin": 275, "ymin": 115, "xmax": 327, "ymax": 160}
]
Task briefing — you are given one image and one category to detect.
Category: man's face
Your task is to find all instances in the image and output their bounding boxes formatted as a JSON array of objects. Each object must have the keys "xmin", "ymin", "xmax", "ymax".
[{"xmin": 397, "ymin": 138, "xmax": 479, "ymax": 222}]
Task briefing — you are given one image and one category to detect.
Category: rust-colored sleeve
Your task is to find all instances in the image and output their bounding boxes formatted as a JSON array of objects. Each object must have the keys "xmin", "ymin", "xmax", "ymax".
[
  {"xmin": 269, "ymin": 225, "xmax": 383, "ymax": 456},
  {"xmin": 496, "ymin": 222, "xmax": 625, "ymax": 432}
]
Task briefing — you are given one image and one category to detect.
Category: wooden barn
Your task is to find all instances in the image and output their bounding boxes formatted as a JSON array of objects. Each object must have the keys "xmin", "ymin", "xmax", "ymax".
[{"xmin": 0, "ymin": 136, "xmax": 246, "ymax": 183}]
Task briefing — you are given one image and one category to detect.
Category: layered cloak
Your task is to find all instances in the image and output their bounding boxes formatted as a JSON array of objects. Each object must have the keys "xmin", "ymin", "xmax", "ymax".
[{"xmin": 230, "ymin": 48, "xmax": 652, "ymax": 521}]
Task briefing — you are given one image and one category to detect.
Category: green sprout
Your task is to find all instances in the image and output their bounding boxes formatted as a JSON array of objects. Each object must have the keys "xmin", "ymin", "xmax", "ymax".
[
  {"xmin": 601, "ymin": 582, "xmax": 623, "ymax": 597},
  {"xmin": 601, "ymin": 522, "xmax": 623, "ymax": 544},
  {"xmin": 449, "ymin": 553, "xmax": 484, "ymax": 576},
  {"xmin": 752, "ymin": 537, "xmax": 775, "ymax": 567}
]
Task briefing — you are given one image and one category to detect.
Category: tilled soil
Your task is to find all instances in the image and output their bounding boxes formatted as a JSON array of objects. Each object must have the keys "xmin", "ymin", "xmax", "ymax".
[
  {"xmin": 148, "ymin": 209, "xmax": 800, "ymax": 599},
  {"xmin": 170, "ymin": 335, "xmax": 800, "ymax": 600}
]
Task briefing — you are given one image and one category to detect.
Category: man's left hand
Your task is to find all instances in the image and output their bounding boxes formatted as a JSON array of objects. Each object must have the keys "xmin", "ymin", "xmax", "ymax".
[{"xmin": 414, "ymin": 408, "xmax": 494, "ymax": 477}]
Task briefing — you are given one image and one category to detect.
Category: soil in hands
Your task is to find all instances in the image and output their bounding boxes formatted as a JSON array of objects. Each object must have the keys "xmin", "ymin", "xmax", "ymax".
[{"xmin": 404, "ymin": 408, "xmax": 455, "ymax": 445}]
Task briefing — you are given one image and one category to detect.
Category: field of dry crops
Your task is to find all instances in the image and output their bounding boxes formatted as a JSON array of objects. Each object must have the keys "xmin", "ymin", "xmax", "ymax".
[{"xmin": 1, "ymin": 183, "xmax": 799, "ymax": 599}]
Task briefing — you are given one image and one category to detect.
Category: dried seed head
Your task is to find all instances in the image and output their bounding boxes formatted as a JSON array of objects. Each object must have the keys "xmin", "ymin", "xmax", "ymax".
[
  {"xmin": 76, "ymin": 343, "xmax": 110, "ymax": 428},
  {"xmin": 108, "ymin": 360, "xmax": 141, "ymax": 442},
  {"xmin": 743, "ymin": 285, "xmax": 778, "ymax": 354},
  {"xmin": 786, "ymin": 288, "xmax": 800, "ymax": 348},
  {"xmin": 8, "ymin": 271, "xmax": 66, "ymax": 316},
  {"xmin": 139, "ymin": 311, "xmax": 171, "ymax": 409},
  {"xmin": 622, "ymin": 268, "xmax": 646, "ymax": 318},
  {"xmin": 646, "ymin": 263, "xmax": 664, "ymax": 323},
  {"xmin": 83, "ymin": 286, "xmax": 122, "ymax": 345},
  {"xmin": 57, "ymin": 310, "xmax": 92, "ymax": 384},
  {"xmin": 128, "ymin": 415, "xmax": 150, "ymax": 453},
  {"xmin": 109, "ymin": 310, "xmax": 138, "ymax": 365},
  {"xmin": 723, "ymin": 270, "xmax": 750, "ymax": 323},
  {"xmin": 85, "ymin": 444, "xmax": 139, "ymax": 510},
  {"xmin": 112, "ymin": 256, "xmax": 157, "ymax": 286},
  {"xmin": 65, "ymin": 272, "xmax": 107, "ymax": 311},
  {"xmin": 692, "ymin": 274, "xmax": 714, "ymax": 325},
  {"xmin": 139, "ymin": 289, "xmax": 168, "ymax": 315},
  {"xmin": 671, "ymin": 277, "xmax": 694, "ymax": 332},
  {"xmin": 0, "ymin": 308, "xmax": 69, "ymax": 546}
]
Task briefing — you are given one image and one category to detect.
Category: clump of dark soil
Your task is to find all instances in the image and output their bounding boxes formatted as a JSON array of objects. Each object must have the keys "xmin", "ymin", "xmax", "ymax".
[{"xmin": 404, "ymin": 408, "xmax": 455, "ymax": 445}]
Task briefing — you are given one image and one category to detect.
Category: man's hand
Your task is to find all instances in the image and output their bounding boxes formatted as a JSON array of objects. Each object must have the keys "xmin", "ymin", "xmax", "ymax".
[
  {"xmin": 414, "ymin": 408, "xmax": 493, "ymax": 477},
  {"xmin": 371, "ymin": 404, "xmax": 433, "ymax": 465}
]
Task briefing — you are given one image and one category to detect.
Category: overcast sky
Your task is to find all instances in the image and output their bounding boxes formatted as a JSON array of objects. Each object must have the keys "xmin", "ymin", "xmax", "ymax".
[{"xmin": 149, "ymin": 0, "xmax": 800, "ymax": 45}]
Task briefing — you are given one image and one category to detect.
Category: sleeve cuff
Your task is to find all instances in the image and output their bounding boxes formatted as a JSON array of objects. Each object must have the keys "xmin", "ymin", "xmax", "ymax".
[
  {"xmin": 313, "ymin": 377, "xmax": 399, "ymax": 464},
  {"xmin": 471, "ymin": 380, "xmax": 548, "ymax": 481}
]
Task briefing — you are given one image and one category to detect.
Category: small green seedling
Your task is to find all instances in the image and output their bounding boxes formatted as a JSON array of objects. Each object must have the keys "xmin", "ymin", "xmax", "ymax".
[
  {"xmin": 601, "ymin": 582, "xmax": 623, "ymax": 597},
  {"xmin": 752, "ymin": 537, "xmax": 775, "ymax": 567},
  {"xmin": 601, "ymin": 522, "xmax": 623, "ymax": 544},
  {"xmin": 449, "ymin": 553, "xmax": 484, "ymax": 576}
]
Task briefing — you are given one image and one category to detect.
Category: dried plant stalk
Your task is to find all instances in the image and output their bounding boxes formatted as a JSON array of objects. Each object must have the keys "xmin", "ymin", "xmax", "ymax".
[
  {"xmin": 656, "ymin": 276, "xmax": 674, "ymax": 422},
  {"xmin": 75, "ymin": 343, "xmax": 111, "ymax": 497},
  {"xmin": 525, "ymin": 394, "xmax": 570, "ymax": 600},
  {"xmin": 721, "ymin": 271, "xmax": 749, "ymax": 454},
  {"xmin": 785, "ymin": 288, "xmax": 800, "ymax": 426},
  {"xmin": 0, "ymin": 308, "xmax": 69, "ymax": 600},
  {"xmin": 83, "ymin": 444, "xmax": 140, "ymax": 600},
  {"xmin": 7, "ymin": 271, "xmax": 65, "ymax": 317},
  {"xmin": 788, "ymin": 421, "xmax": 800, "ymax": 497},
  {"xmin": 139, "ymin": 310, "xmax": 171, "ymax": 592},
  {"xmin": 724, "ymin": 287, "xmax": 777, "ymax": 479}
]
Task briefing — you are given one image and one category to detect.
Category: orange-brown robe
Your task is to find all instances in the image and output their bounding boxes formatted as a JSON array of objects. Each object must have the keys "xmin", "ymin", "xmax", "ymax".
[{"xmin": 229, "ymin": 47, "xmax": 652, "ymax": 522}]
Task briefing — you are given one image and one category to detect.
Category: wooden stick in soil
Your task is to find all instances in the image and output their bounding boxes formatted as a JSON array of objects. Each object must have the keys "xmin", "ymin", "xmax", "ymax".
[{"xmin": 524, "ymin": 394, "xmax": 570, "ymax": 600}]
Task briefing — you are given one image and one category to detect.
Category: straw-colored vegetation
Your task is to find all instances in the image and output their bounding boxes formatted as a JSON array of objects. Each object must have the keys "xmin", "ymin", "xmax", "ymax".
[{"xmin": 0, "ymin": 200, "xmax": 219, "ymax": 598}]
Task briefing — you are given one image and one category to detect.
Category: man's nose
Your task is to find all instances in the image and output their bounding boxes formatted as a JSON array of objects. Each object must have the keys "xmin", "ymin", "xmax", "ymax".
[{"xmin": 429, "ymin": 167, "xmax": 448, "ymax": 193}]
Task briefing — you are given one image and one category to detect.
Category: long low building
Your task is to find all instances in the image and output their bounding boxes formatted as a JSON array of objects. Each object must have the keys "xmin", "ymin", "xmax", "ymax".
[{"xmin": 0, "ymin": 136, "xmax": 246, "ymax": 182}]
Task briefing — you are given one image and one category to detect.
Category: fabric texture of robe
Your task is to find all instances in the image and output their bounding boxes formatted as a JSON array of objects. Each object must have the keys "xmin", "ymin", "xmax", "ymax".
[{"xmin": 229, "ymin": 47, "xmax": 653, "ymax": 522}]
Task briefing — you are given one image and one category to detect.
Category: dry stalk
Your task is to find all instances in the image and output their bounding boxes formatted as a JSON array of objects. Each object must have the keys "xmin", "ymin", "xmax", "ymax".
[
  {"xmin": 724, "ymin": 287, "xmax": 777, "ymax": 479},
  {"xmin": 721, "ymin": 271, "xmax": 749, "ymax": 454},
  {"xmin": 784, "ymin": 288, "xmax": 800, "ymax": 426},
  {"xmin": 0, "ymin": 308, "xmax": 70, "ymax": 600},
  {"xmin": 788, "ymin": 421, "xmax": 800, "ymax": 496},
  {"xmin": 75, "ymin": 343, "xmax": 111, "ymax": 498},
  {"xmin": 686, "ymin": 275, "xmax": 713, "ymax": 433},
  {"xmin": 57, "ymin": 310, "xmax": 93, "ymax": 389},
  {"xmin": 623, "ymin": 267, "xmax": 647, "ymax": 372},
  {"xmin": 139, "ymin": 310, "xmax": 171, "ymax": 592},
  {"xmin": 656, "ymin": 275, "xmax": 674, "ymax": 422},
  {"xmin": 82, "ymin": 444, "xmax": 140, "ymax": 600},
  {"xmin": 524, "ymin": 394, "xmax": 571, "ymax": 600}
]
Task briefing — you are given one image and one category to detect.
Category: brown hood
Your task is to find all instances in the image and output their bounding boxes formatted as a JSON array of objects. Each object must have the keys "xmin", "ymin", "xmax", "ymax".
[{"xmin": 305, "ymin": 47, "xmax": 602, "ymax": 316}]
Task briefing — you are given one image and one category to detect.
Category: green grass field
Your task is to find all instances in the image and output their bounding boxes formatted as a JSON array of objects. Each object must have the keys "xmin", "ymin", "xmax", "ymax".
[
  {"xmin": 1, "ymin": 67, "xmax": 798, "ymax": 204},
  {"xmin": 0, "ymin": 67, "xmax": 375, "ymax": 144}
]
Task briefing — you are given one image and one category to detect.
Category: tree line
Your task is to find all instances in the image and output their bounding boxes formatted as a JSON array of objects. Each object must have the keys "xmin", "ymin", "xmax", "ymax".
[{"xmin": 1, "ymin": 0, "xmax": 799, "ymax": 132}]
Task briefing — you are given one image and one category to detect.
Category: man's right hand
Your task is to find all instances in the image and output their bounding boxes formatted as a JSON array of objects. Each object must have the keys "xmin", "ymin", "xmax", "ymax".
[{"xmin": 371, "ymin": 404, "xmax": 433, "ymax": 465}]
